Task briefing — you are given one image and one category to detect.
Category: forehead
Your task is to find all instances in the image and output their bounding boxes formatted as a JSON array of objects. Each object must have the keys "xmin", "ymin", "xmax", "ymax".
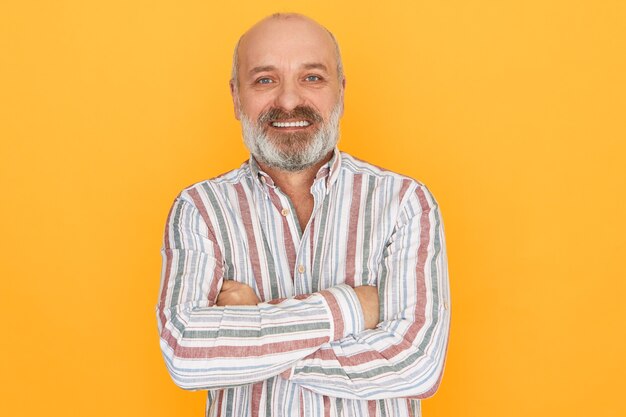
[{"xmin": 238, "ymin": 18, "xmax": 337, "ymax": 75}]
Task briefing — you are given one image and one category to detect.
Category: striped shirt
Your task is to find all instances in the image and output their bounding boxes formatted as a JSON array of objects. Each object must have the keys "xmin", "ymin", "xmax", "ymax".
[{"xmin": 157, "ymin": 149, "xmax": 450, "ymax": 417}]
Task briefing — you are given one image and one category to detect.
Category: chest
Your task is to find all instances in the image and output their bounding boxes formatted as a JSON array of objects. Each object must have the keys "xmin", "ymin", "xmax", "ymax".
[{"xmin": 218, "ymin": 183, "xmax": 393, "ymax": 301}]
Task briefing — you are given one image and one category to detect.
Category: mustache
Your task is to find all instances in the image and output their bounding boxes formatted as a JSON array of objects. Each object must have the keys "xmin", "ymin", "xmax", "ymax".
[{"xmin": 258, "ymin": 106, "xmax": 323, "ymax": 124}]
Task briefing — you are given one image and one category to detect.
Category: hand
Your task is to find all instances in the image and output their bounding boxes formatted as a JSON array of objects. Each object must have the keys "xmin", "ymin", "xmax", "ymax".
[
  {"xmin": 353, "ymin": 285, "xmax": 380, "ymax": 330},
  {"xmin": 216, "ymin": 280, "xmax": 261, "ymax": 306}
]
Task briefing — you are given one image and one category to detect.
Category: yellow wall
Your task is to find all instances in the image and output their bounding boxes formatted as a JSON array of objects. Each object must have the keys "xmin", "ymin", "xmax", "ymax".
[{"xmin": 2, "ymin": 1, "xmax": 625, "ymax": 416}]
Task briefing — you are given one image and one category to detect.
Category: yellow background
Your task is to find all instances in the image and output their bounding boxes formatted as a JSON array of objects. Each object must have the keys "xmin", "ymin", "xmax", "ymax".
[{"xmin": 2, "ymin": 1, "xmax": 625, "ymax": 416}]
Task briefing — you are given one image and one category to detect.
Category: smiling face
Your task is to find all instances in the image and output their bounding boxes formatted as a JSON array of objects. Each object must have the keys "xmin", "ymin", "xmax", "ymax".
[{"xmin": 231, "ymin": 15, "xmax": 345, "ymax": 172}]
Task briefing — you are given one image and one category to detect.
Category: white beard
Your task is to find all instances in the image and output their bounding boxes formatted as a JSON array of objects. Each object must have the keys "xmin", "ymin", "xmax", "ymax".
[{"xmin": 240, "ymin": 102, "xmax": 342, "ymax": 172}]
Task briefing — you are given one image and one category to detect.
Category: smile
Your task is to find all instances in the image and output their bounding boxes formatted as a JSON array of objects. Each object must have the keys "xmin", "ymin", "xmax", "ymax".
[{"xmin": 271, "ymin": 120, "xmax": 311, "ymax": 128}]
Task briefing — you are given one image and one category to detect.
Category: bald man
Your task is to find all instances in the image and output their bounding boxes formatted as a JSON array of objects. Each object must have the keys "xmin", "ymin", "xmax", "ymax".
[{"xmin": 157, "ymin": 13, "xmax": 450, "ymax": 417}]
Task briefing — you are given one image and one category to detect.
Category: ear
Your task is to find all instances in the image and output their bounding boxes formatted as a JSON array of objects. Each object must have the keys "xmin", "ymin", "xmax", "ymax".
[
  {"xmin": 339, "ymin": 77, "xmax": 346, "ymax": 117},
  {"xmin": 229, "ymin": 80, "xmax": 241, "ymax": 120}
]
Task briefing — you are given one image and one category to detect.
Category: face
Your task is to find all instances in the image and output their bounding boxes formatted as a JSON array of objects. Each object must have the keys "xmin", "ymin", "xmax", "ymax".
[{"xmin": 231, "ymin": 17, "xmax": 345, "ymax": 171}]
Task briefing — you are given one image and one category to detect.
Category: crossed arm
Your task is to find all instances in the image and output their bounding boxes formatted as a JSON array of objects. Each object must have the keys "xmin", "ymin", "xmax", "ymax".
[
  {"xmin": 157, "ymin": 185, "xmax": 450, "ymax": 399},
  {"xmin": 217, "ymin": 280, "xmax": 380, "ymax": 330}
]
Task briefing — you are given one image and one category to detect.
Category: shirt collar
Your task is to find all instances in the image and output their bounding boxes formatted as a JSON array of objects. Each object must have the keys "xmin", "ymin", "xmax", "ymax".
[
  {"xmin": 248, "ymin": 147, "xmax": 342, "ymax": 191},
  {"xmin": 324, "ymin": 147, "xmax": 342, "ymax": 189},
  {"xmin": 248, "ymin": 155, "xmax": 274, "ymax": 187}
]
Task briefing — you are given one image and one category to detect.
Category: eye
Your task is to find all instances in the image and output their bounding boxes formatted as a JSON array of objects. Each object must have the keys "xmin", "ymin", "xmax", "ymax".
[
  {"xmin": 256, "ymin": 77, "xmax": 274, "ymax": 84},
  {"xmin": 305, "ymin": 75, "xmax": 322, "ymax": 82}
]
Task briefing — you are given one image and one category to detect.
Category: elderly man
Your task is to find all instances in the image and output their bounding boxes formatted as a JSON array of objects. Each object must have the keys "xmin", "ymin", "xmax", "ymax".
[{"xmin": 157, "ymin": 13, "xmax": 450, "ymax": 417}]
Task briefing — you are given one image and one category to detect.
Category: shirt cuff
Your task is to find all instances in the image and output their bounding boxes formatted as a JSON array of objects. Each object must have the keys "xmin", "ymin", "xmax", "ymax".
[{"xmin": 318, "ymin": 284, "xmax": 366, "ymax": 341}]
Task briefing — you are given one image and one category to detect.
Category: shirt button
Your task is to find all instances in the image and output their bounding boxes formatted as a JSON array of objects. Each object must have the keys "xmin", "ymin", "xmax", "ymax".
[
  {"xmin": 443, "ymin": 300, "xmax": 449, "ymax": 310},
  {"xmin": 297, "ymin": 265, "xmax": 305, "ymax": 274},
  {"xmin": 281, "ymin": 208, "xmax": 289, "ymax": 216}
]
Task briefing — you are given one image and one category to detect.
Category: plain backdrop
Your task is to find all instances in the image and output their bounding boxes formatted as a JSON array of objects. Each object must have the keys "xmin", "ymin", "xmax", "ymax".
[{"xmin": 1, "ymin": 1, "xmax": 625, "ymax": 416}]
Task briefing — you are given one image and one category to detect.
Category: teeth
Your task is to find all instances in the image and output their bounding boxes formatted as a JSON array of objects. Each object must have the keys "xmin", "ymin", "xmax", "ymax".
[{"xmin": 271, "ymin": 121, "xmax": 310, "ymax": 128}]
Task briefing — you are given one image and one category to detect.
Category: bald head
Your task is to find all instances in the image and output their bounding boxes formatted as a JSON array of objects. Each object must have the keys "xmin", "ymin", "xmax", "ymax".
[
  {"xmin": 229, "ymin": 13, "xmax": 345, "ymax": 173},
  {"xmin": 231, "ymin": 13, "xmax": 344, "ymax": 87}
]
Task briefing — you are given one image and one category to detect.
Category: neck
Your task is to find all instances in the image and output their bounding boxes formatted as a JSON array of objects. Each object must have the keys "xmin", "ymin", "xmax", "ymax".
[{"xmin": 257, "ymin": 152, "xmax": 333, "ymax": 231}]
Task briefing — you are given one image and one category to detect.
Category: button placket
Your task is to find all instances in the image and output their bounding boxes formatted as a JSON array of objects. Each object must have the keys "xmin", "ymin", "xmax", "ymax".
[{"xmin": 293, "ymin": 230, "xmax": 312, "ymax": 294}]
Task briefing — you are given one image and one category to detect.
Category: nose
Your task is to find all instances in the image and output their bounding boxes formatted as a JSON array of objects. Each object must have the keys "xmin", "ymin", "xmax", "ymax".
[{"xmin": 273, "ymin": 79, "xmax": 304, "ymax": 112}]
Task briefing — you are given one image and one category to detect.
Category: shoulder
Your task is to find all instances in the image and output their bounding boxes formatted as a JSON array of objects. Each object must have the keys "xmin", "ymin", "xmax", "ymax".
[
  {"xmin": 170, "ymin": 160, "xmax": 254, "ymax": 211},
  {"xmin": 338, "ymin": 151, "xmax": 434, "ymax": 205},
  {"xmin": 181, "ymin": 160, "xmax": 251, "ymax": 196},
  {"xmin": 340, "ymin": 152, "xmax": 421, "ymax": 183}
]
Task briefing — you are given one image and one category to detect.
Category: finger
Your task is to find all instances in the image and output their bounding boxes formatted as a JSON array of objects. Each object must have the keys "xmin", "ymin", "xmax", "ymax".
[{"xmin": 221, "ymin": 280, "xmax": 236, "ymax": 290}]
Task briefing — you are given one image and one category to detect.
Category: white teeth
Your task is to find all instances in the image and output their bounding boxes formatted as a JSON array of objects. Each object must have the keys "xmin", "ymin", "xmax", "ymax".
[{"xmin": 271, "ymin": 121, "xmax": 310, "ymax": 128}]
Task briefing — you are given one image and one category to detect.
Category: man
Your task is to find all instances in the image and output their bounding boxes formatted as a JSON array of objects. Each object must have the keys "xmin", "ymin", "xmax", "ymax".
[{"xmin": 157, "ymin": 13, "xmax": 450, "ymax": 417}]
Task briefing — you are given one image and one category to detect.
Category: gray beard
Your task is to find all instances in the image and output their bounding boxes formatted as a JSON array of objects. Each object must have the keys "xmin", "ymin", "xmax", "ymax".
[{"xmin": 241, "ymin": 103, "xmax": 342, "ymax": 172}]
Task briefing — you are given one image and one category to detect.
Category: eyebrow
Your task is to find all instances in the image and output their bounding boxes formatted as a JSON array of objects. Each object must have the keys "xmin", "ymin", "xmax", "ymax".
[
  {"xmin": 248, "ymin": 63, "xmax": 329, "ymax": 76},
  {"xmin": 302, "ymin": 63, "xmax": 328, "ymax": 72},
  {"xmin": 249, "ymin": 65, "xmax": 276, "ymax": 75}
]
